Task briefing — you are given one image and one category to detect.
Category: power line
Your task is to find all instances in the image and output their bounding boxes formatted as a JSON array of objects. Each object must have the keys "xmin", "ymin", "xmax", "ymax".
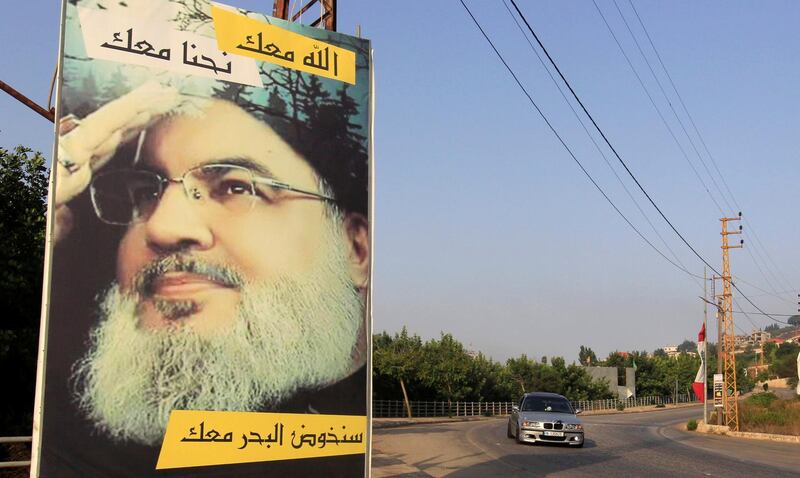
[
  {"xmin": 733, "ymin": 275, "xmax": 796, "ymax": 305},
  {"xmin": 507, "ymin": 0, "xmax": 717, "ymax": 273},
  {"xmin": 732, "ymin": 309, "xmax": 797, "ymax": 318},
  {"xmin": 743, "ymin": 224, "xmax": 796, "ymax": 293},
  {"xmin": 626, "ymin": 0, "xmax": 796, "ymax": 298},
  {"xmin": 611, "ymin": 0, "xmax": 734, "ymax": 214},
  {"xmin": 594, "ymin": 0, "xmax": 729, "ymax": 216},
  {"xmin": 742, "ymin": 242, "xmax": 782, "ymax": 296},
  {"xmin": 504, "ymin": 0, "xmax": 789, "ymax": 325},
  {"xmin": 625, "ymin": 0, "xmax": 737, "ymax": 213},
  {"xmin": 457, "ymin": 0, "xmax": 702, "ymax": 281},
  {"xmin": 500, "ymin": 0, "xmax": 704, "ymax": 283},
  {"xmin": 733, "ymin": 298, "xmax": 763, "ymax": 330}
]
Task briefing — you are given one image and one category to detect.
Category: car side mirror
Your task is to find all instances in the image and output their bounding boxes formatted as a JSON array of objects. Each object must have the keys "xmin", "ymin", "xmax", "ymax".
[
  {"xmin": 512, "ymin": 405, "xmax": 519, "ymax": 412},
  {"xmin": 574, "ymin": 409, "xmax": 582, "ymax": 415}
]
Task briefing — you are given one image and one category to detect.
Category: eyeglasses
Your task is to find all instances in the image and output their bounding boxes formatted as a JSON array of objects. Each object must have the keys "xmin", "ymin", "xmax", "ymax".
[{"xmin": 89, "ymin": 163, "xmax": 335, "ymax": 225}]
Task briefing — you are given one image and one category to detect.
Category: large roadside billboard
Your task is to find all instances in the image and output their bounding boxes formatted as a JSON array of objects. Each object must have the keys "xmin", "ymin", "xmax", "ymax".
[{"xmin": 32, "ymin": 1, "xmax": 372, "ymax": 476}]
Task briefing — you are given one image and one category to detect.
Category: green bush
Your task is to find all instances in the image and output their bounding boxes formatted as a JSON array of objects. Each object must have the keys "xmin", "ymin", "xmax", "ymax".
[
  {"xmin": 686, "ymin": 419, "xmax": 698, "ymax": 431},
  {"xmin": 746, "ymin": 392, "xmax": 778, "ymax": 407},
  {"xmin": 616, "ymin": 402, "xmax": 625, "ymax": 411},
  {"xmin": 655, "ymin": 403, "xmax": 666, "ymax": 408}
]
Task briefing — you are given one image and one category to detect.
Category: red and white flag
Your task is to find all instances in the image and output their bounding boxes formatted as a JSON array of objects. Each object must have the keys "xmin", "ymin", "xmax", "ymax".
[{"xmin": 692, "ymin": 323, "xmax": 706, "ymax": 402}]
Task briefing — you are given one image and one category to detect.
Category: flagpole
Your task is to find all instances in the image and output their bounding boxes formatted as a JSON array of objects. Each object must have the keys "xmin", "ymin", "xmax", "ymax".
[{"xmin": 703, "ymin": 267, "xmax": 708, "ymax": 425}]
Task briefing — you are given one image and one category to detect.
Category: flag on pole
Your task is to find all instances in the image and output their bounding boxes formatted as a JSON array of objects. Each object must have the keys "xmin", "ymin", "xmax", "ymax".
[{"xmin": 692, "ymin": 323, "xmax": 706, "ymax": 402}]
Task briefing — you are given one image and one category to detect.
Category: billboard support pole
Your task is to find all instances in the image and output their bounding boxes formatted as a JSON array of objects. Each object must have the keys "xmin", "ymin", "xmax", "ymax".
[{"xmin": 0, "ymin": 80, "xmax": 55, "ymax": 122}]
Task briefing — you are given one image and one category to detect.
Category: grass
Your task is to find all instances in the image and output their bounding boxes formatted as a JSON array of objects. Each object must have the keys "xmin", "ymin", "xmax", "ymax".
[{"xmin": 738, "ymin": 393, "xmax": 800, "ymax": 436}]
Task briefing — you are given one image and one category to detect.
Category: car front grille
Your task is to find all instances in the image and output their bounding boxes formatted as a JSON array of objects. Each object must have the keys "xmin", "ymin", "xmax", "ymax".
[
  {"xmin": 543, "ymin": 422, "xmax": 564, "ymax": 430},
  {"xmin": 539, "ymin": 435, "xmax": 566, "ymax": 442}
]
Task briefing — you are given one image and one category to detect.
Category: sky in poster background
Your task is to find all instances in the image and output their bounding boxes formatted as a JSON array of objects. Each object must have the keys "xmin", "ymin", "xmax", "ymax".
[{"xmin": 1, "ymin": 1, "xmax": 798, "ymax": 363}]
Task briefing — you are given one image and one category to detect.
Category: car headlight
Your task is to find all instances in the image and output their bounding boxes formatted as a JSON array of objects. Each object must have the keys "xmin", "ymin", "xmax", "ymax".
[
  {"xmin": 521, "ymin": 421, "xmax": 542, "ymax": 428},
  {"xmin": 564, "ymin": 423, "xmax": 583, "ymax": 430}
]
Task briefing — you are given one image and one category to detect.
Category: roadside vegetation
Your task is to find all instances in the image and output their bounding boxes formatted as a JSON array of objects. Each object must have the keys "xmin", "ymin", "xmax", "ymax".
[
  {"xmin": 374, "ymin": 327, "xmax": 799, "ymax": 408},
  {"xmin": 0, "ymin": 146, "xmax": 48, "ymax": 469},
  {"xmin": 372, "ymin": 330, "xmax": 752, "ymax": 404},
  {"xmin": 373, "ymin": 328, "xmax": 614, "ymax": 404},
  {"xmin": 738, "ymin": 393, "xmax": 800, "ymax": 436}
]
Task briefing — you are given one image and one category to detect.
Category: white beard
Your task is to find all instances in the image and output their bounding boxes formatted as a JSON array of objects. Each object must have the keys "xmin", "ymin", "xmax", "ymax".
[{"xmin": 72, "ymin": 222, "xmax": 363, "ymax": 445}]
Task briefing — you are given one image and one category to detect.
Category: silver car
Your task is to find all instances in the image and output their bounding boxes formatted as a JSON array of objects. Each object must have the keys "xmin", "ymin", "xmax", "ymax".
[{"xmin": 507, "ymin": 392, "xmax": 584, "ymax": 447}]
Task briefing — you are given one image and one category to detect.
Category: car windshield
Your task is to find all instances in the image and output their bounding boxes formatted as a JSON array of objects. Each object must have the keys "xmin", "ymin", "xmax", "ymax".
[{"xmin": 521, "ymin": 397, "xmax": 573, "ymax": 414}]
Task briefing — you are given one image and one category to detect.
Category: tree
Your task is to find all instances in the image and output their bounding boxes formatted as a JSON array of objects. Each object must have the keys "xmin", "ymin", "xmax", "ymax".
[
  {"xmin": 788, "ymin": 315, "xmax": 800, "ymax": 326},
  {"xmin": 504, "ymin": 355, "xmax": 538, "ymax": 398},
  {"xmin": 0, "ymin": 146, "xmax": 47, "ymax": 329},
  {"xmin": 211, "ymin": 80, "xmax": 250, "ymax": 104},
  {"xmin": 372, "ymin": 327, "xmax": 423, "ymax": 417},
  {"xmin": 0, "ymin": 146, "xmax": 48, "ymax": 435},
  {"xmin": 266, "ymin": 86, "xmax": 288, "ymax": 118},
  {"xmin": 418, "ymin": 333, "xmax": 473, "ymax": 407},
  {"xmin": 762, "ymin": 342, "xmax": 778, "ymax": 363},
  {"xmin": 578, "ymin": 345, "xmax": 598, "ymax": 366},
  {"xmin": 770, "ymin": 343, "xmax": 799, "ymax": 379},
  {"xmin": 764, "ymin": 323, "xmax": 780, "ymax": 334},
  {"xmin": 652, "ymin": 348, "xmax": 668, "ymax": 358},
  {"xmin": 603, "ymin": 352, "xmax": 627, "ymax": 368},
  {"xmin": 677, "ymin": 339, "xmax": 697, "ymax": 354}
]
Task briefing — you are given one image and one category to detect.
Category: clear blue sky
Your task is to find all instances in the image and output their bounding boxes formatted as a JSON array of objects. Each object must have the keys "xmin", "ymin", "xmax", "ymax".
[{"xmin": 2, "ymin": 1, "xmax": 798, "ymax": 363}]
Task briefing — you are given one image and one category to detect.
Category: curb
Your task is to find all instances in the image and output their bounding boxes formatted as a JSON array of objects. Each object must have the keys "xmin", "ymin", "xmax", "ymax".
[{"xmin": 695, "ymin": 421, "xmax": 800, "ymax": 444}]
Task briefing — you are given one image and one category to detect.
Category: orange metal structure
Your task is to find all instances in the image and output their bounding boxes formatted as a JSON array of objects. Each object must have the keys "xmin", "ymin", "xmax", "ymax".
[{"xmin": 718, "ymin": 214, "xmax": 742, "ymax": 431}]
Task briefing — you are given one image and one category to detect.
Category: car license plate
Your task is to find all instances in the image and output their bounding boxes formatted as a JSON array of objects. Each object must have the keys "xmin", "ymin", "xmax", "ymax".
[{"xmin": 543, "ymin": 431, "xmax": 564, "ymax": 437}]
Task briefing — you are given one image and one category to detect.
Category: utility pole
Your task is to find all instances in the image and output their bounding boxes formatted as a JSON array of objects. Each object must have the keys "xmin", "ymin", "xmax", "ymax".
[
  {"xmin": 718, "ymin": 213, "xmax": 743, "ymax": 431},
  {"xmin": 711, "ymin": 279, "xmax": 722, "ymax": 425},
  {"xmin": 273, "ymin": 0, "xmax": 337, "ymax": 31},
  {"xmin": 703, "ymin": 267, "xmax": 708, "ymax": 425}
]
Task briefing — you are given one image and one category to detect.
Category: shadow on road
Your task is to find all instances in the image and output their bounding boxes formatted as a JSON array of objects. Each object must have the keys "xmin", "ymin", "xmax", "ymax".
[{"xmin": 378, "ymin": 426, "xmax": 457, "ymax": 436}]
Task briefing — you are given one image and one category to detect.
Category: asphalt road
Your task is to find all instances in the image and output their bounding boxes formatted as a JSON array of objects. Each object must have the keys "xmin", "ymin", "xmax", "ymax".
[{"xmin": 372, "ymin": 406, "xmax": 799, "ymax": 477}]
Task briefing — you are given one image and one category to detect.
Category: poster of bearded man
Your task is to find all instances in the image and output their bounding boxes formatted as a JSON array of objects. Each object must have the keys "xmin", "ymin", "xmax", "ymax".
[{"xmin": 32, "ymin": 1, "xmax": 373, "ymax": 476}]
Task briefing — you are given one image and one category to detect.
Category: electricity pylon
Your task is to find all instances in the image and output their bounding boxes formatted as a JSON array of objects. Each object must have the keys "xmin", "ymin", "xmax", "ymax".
[
  {"xmin": 718, "ymin": 213, "xmax": 743, "ymax": 431},
  {"xmin": 273, "ymin": 0, "xmax": 337, "ymax": 31}
]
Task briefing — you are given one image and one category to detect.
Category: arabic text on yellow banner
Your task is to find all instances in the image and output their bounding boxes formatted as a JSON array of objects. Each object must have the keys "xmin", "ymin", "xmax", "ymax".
[
  {"xmin": 211, "ymin": 6, "xmax": 356, "ymax": 85},
  {"xmin": 156, "ymin": 410, "xmax": 367, "ymax": 469}
]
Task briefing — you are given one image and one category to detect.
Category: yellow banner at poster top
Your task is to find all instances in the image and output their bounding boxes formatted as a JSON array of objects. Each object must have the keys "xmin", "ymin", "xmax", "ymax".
[
  {"xmin": 156, "ymin": 410, "xmax": 367, "ymax": 469},
  {"xmin": 211, "ymin": 5, "xmax": 356, "ymax": 85}
]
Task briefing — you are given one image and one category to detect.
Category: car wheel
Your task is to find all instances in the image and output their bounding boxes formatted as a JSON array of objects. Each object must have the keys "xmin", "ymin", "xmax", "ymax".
[
  {"xmin": 515, "ymin": 425, "xmax": 523, "ymax": 444},
  {"xmin": 507, "ymin": 423, "xmax": 514, "ymax": 438}
]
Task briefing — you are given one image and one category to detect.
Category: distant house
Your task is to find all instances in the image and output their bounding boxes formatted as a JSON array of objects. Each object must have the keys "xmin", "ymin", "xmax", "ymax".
[
  {"xmin": 734, "ymin": 334, "xmax": 750, "ymax": 351},
  {"xmin": 733, "ymin": 329, "xmax": 772, "ymax": 352},
  {"xmin": 751, "ymin": 329, "xmax": 771, "ymax": 347},
  {"xmin": 583, "ymin": 366, "xmax": 636, "ymax": 400},
  {"xmin": 765, "ymin": 337, "xmax": 784, "ymax": 346},
  {"xmin": 663, "ymin": 346, "xmax": 679, "ymax": 358},
  {"xmin": 745, "ymin": 364, "xmax": 769, "ymax": 378}
]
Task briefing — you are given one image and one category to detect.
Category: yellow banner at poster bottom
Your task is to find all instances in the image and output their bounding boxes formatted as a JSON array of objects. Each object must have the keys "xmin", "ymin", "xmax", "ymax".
[
  {"xmin": 211, "ymin": 5, "xmax": 356, "ymax": 85},
  {"xmin": 156, "ymin": 410, "xmax": 367, "ymax": 469}
]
